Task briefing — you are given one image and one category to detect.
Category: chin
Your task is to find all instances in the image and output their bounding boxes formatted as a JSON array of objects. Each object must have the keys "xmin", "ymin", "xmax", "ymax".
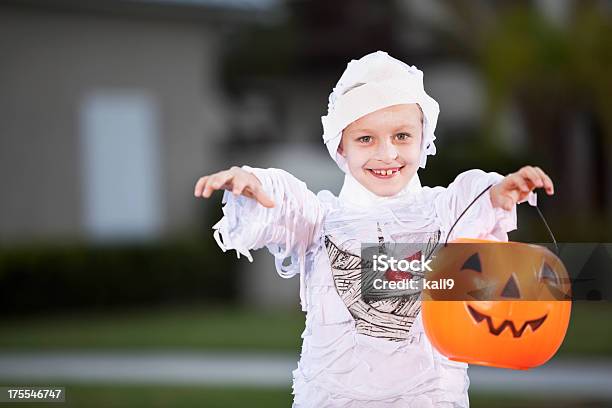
[
  {"xmin": 372, "ymin": 187, "xmax": 403, "ymax": 197},
  {"xmin": 363, "ymin": 173, "xmax": 410, "ymax": 197}
]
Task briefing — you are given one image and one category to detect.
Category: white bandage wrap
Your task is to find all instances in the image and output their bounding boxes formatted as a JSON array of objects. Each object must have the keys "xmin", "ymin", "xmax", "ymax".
[{"xmin": 321, "ymin": 51, "xmax": 440, "ymax": 173}]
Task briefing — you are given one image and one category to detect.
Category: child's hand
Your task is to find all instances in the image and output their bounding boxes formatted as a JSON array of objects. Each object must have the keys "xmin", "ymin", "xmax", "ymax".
[
  {"xmin": 490, "ymin": 166, "xmax": 554, "ymax": 211},
  {"xmin": 194, "ymin": 166, "xmax": 275, "ymax": 208}
]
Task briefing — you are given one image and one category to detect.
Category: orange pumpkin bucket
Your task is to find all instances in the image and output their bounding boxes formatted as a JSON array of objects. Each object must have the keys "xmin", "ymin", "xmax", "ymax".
[
  {"xmin": 422, "ymin": 238, "xmax": 572, "ymax": 370},
  {"xmin": 421, "ymin": 185, "xmax": 571, "ymax": 370}
]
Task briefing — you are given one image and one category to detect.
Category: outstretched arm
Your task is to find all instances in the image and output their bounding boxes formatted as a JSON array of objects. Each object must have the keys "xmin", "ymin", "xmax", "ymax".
[
  {"xmin": 434, "ymin": 165, "xmax": 553, "ymax": 241},
  {"xmin": 195, "ymin": 165, "xmax": 325, "ymax": 311},
  {"xmin": 194, "ymin": 165, "xmax": 324, "ymax": 262}
]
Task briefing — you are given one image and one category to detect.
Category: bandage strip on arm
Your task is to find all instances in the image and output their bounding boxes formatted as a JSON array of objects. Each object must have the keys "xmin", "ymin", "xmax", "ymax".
[{"xmin": 212, "ymin": 166, "xmax": 325, "ymax": 310}]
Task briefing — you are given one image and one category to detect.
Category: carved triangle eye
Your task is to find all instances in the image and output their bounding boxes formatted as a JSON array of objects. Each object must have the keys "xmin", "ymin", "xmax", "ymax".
[
  {"xmin": 461, "ymin": 253, "xmax": 481, "ymax": 273},
  {"xmin": 501, "ymin": 274, "xmax": 521, "ymax": 298},
  {"xmin": 539, "ymin": 262, "xmax": 559, "ymax": 286}
]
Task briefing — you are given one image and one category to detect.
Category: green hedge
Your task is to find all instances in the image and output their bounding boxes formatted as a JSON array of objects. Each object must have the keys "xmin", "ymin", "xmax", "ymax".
[{"xmin": 0, "ymin": 238, "xmax": 237, "ymax": 316}]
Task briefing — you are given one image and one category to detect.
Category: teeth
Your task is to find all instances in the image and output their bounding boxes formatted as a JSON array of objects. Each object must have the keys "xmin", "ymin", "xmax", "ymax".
[{"xmin": 372, "ymin": 168, "xmax": 398, "ymax": 176}]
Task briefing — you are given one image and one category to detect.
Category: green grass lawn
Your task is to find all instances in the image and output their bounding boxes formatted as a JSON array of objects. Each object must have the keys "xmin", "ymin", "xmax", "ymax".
[
  {"xmin": 0, "ymin": 302, "xmax": 610, "ymax": 356},
  {"xmin": 0, "ymin": 385, "xmax": 609, "ymax": 408},
  {"xmin": 554, "ymin": 301, "xmax": 612, "ymax": 357}
]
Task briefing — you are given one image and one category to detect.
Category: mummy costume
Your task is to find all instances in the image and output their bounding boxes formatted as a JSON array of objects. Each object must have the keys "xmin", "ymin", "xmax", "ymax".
[{"xmin": 212, "ymin": 51, "xmax": 536, "ymax": 407}]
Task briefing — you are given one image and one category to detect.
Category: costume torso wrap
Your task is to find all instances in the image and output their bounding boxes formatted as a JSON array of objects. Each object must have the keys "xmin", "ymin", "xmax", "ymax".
[{"xmin": 212, "ymin": 166, "xmax": 525, "ymax": 407}]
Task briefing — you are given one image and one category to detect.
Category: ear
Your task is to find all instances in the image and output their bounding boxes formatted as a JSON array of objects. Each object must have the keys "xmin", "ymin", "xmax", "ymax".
[{"xmin": 337, "ymin": 140, "xmax": 346, "ymax": 157}]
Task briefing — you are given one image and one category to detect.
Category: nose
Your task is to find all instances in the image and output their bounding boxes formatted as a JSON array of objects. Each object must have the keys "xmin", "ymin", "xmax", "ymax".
[{"xmin": 375, "ymin": 138, "xmax": 398, "ymax": 163}]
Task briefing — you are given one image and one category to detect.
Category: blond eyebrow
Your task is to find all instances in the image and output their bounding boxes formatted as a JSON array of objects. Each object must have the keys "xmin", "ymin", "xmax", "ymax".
[
  {"xmin": 393, "ymin": 123, "xmax": 420, "ymax": 132},
  {"xmin": 344, "ymin": 127, "xmax": 378, "ymax": 135},
  {"xmin": 345, "ymin": 121, "xmax": 421, "ymax": 135}
]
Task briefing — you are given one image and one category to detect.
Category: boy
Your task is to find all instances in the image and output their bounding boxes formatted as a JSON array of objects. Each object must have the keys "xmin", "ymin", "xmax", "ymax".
[{"xmin": 194, "ymin": 51, "xmax": 553, "ymax": 407}]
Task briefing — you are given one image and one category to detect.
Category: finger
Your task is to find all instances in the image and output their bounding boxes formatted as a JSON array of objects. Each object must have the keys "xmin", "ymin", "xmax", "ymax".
[
  {"xmin": 506, "ymin": 188, "xmax": 522, "ymax": 208},
  {"xmin": 519, "ymin": 166, "xmax": 543, "ymax": 189},
  {"xmin": 534, "ymin": 167, "xmax": 555, "ymax": 195},
  {"xmin": 509, "ymin": 173, "xmax": 530, "ymax": 193},
  {"xmin": 194, "ymin": 176, "xmax": 209, "ymax": 197},
  {"xmin": 203, "ymin": 172, "xmax": 232, "ymax": 198},
  {"xmin": 498, "ymin": 194, "xmax": 515, "ymax": 211},
  {"xmin": 232, "ymin": 180, "xmax": 247, "ymax": 196},
  {"xmin": 210, "ymin": 171, "xmax": 234, "ymax": 190},
  {"xmin": 202, "ymin": 177, "xmax": 216, "ymax": 198},
  {"xmin": 252, "ymin": 186, "xmax": 275, "ymax": 208}
]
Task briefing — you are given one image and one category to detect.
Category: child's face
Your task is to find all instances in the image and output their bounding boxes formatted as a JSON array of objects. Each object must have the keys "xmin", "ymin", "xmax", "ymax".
[{"xmin": 338, "ymin": 103, "xmax": 423, "ymax": 197}]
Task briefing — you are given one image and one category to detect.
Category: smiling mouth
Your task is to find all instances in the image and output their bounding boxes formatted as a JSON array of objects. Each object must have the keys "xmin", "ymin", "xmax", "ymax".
[
  {"xmin": 367, "ymin": 166, "xmax": 404, "ymax": 179},
  {"xmin": 467, "ymin": 305, "xmax": 548, "ymax": 338}
]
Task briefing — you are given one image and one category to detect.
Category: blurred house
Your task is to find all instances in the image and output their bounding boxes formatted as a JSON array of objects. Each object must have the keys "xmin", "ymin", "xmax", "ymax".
[{"xmin": 0, "ymin": 0, "xmax": 277, "ymax": 245}]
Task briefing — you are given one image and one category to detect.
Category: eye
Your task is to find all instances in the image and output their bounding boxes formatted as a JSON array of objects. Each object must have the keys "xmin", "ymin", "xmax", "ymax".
[
  {"xmin": 539, "ymin": 262, "xmax": 559, "ymax": 286},
  {"xmin": 461, "ymin": 253, "xmax": 482, "ymax": 273},
  {"xmin": 396, "ymin": 132, "xmax": 412, "ymax": 141},
  {"xmin": 357, "ymin": 135, "xmax": 372, "ymax": 143},
  {"xmin": 539, "ymin": 262, "xmax": 570, "ymax": 300},
  {"xmin": 501, "ymin": 274, "xmax": 521, "ymax": 298}
]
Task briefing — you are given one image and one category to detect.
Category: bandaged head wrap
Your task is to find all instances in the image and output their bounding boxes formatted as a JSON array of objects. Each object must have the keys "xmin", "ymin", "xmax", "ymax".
[{"xmin": 321, "ymin": 51, "xmax": 440, "ymax": 173}]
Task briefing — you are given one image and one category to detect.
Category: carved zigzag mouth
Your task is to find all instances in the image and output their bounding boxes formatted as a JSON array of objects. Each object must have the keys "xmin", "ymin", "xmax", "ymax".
[{"xmin": 467, "ymin": 305, "xmax": 548, "ymax": 338}]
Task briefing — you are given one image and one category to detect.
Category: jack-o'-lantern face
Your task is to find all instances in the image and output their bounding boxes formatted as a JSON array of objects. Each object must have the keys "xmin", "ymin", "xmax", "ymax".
[{"xmin": 422, "ymin": 238, "xmax": 572, "ymax": 370}]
